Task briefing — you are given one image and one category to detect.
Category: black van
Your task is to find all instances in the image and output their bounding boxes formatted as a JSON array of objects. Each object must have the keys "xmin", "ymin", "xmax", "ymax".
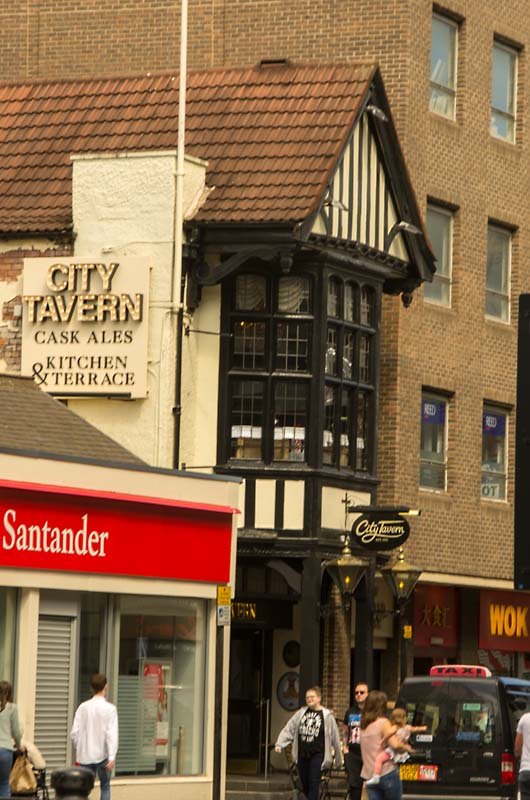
[{"xmin": 395, "ymin": 665, "xmax": 530, "ymax": 800}]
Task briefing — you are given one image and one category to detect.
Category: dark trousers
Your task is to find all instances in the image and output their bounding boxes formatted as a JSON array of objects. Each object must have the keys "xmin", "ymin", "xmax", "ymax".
[
  {"xmin": 520, "ymin": 769, "xmax": 530, "ymax": 800},
  {"xmin": 345, "ymin": 749, "xmax": 363, "ymax": 800},
  {"xmin": 297, "ymin": 753, "xmax": 323, "ymax": 800}
]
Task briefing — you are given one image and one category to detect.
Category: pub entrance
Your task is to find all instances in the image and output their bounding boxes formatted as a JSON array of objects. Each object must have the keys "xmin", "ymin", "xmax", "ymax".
[{"xmin": 227, "ymin": 626, "xmax": 272, "ymax": 774}]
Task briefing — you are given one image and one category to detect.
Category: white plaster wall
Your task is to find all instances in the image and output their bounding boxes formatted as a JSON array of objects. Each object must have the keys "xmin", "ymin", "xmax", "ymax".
[
  {"xmin": 68, "ymin": 151, "xmax": 207, "ymax": 468},
  {"xmin": 179, "ymin": 285, "xmax": 221, "ymax": 472}
]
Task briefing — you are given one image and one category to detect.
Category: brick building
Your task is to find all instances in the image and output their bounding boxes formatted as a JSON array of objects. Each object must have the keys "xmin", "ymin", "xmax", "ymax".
[{"xmin": 1, "ymin": 0, "xmax": 529, "ymax": 770}]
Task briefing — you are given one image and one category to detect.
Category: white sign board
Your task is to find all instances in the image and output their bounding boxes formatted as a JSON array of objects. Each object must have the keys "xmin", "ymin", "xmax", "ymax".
[{"xmin": 22, "ymin": 258, "xmax": 150, "ymax": 397}]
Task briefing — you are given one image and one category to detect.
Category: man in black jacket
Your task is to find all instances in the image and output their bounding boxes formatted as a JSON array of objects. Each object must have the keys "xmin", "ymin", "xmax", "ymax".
[{"xmin": 343, "ymin": 683, "xmax": 368, "ymax": 800}]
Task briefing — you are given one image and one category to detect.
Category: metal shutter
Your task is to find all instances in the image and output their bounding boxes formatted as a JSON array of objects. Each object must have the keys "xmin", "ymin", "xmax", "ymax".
[{"xmin": 34, "ymin": 616, "xmax": 75, "ymax": 777}]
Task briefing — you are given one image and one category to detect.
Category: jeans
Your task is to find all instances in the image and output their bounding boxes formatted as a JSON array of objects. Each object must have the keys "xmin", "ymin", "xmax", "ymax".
[
  {"xmin": 297, "ymin": 753, "xmax": 323, "ymax": 800},
  {"xmin": 520, "ymin": 769, "xmax": 530, "ymax": 800},
  {"xmin": 365, "ymin": 767, "xmax": 402, "ymax": 800},
  {"xmin": 0, "ymin": 747, "xmax": 12, "ymax": 798},
  {"xmin": 82, "ymin": 760, "xmax": 111, "ymax": 800}
]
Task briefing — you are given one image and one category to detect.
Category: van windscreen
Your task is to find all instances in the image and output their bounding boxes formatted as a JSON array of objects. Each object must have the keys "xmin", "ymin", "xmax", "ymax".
[{"xmin": 397, "ymin": 680, "xmax": 498, "ymax": 747}]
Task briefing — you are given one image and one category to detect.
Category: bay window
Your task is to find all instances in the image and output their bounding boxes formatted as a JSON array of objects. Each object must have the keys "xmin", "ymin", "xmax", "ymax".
[{"xmin": 224, "ymin": 270, "xmax": 377, "ymax": 473}]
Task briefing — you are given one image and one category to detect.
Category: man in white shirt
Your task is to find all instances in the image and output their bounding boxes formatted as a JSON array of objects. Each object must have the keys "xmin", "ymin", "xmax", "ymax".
[
  {"xmin": 515, "ymin": 711, "xmax": 530, "ymax": 800},
  {"xmin": 70, "ymin": 673, "xmax": 118, "ymax": 800}
]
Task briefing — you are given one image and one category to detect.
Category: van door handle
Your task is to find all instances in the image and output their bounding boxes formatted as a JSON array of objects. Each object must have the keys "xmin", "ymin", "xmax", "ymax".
[{"xmin": 450, "ymin": 750, "xmax": 469, "ymax": 759}]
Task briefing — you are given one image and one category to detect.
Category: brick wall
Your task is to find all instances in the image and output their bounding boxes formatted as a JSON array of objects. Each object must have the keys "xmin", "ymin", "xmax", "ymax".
[{"xmin": 0, "ymin": 246, "xmax": 72, "ymax": 372}]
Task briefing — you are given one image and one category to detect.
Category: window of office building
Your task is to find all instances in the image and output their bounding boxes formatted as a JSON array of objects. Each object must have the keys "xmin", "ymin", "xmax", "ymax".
[
  {"xmin": 116, "ymin": 596, "xmax": 207, "ymax": 777},
  {"xmin": 486, "ymin": 225, "xmax": 511, "ymax": 322},
  {"xmin": 482, "ymin": 407, "xmax": 507, "ymax": 501},
  {"xmin": 430, "ymin": 14, "xmax": 457, "ymax": 118},
  {"xmin": 420, "ymin": 394, "xmax": 448, "ymax": 490},
  {"xmin": 491, "ymin": 42, "xmax": 517, "ymax": 142},
  {"xmin": 425, "ymin": 205, "xmax": 452, "ymax": 305}
]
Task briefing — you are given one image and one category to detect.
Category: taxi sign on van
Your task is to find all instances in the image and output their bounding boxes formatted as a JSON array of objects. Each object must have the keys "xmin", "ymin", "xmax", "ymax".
[{"xmin": 429, "ymin": 664, "xmax": 492, "ymax": 678}]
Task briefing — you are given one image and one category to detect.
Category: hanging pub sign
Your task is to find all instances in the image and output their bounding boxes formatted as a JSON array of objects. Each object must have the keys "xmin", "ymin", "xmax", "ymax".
[
  {"xmin": 351, "ymin": 512, "xmax": 410, "ymax": 551},
  {"xmin": 21, "ymin": 257, "xmax": 150, "ymax": 398}
]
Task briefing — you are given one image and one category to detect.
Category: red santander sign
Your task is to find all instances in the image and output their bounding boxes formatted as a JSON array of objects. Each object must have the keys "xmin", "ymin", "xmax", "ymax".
[{"xmin": 0, "ymin": 479, "xmax": 234, "ymax": 584}]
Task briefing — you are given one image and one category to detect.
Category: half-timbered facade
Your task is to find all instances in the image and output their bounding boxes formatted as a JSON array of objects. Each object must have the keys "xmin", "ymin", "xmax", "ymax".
[{"xmin": 0, "ymin": 61, "xmax": 433, "ymax": 782}]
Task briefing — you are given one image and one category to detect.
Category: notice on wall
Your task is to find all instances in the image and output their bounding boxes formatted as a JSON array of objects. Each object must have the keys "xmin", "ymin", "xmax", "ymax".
[{"xmin": 21, "ymin": 257, "xmax": 150, "ymax": 397}]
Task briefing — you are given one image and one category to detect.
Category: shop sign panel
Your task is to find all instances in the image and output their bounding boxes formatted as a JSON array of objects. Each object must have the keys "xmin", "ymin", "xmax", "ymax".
[
  {"xmin": 413, "ymin": 584, "xmax": 458, "ymax": 647},
  {"xmin": 0, "ymin": 479, "xmax": 233, "ymax": 583},
  {"xmin": 479, "ymin": 589, "xmax": 530, "ymax": 652},
  {"xmin": 21, "ymin": 258, "xmax": 150, "ymax": 397},
  {"xmin": 352, "ymin": 512, "xmax": 410, "ymax": 551}
]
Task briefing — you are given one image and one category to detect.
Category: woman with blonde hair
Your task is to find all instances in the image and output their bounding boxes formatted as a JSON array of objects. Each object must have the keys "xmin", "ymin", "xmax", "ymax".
[
  {"xmin": 360, "ymin": 690, "xmax": 404, "ymax": 800},
  {"xmin": 0, "ymin": 681, "xmax": 22, "ymax": 797}
]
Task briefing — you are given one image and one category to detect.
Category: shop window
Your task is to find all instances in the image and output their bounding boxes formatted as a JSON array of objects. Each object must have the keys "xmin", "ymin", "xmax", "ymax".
[
  {"xmin": 420, "ymin": 393, "xmax": 448, "ymax": 490},
  {"xmin": 430, "ymin": 14, "xmax": 458, "ymax": 119},
  {"xmin": 425, "ymin": 205, "xmax": 452, "ymax": 306},
  {"xmin": 491, "ymin": 41, "xmax": 517, "ymax": 143},
  {"xmin": 78, "ymin": 593, "xmax": 108, "ymax": 705},
  {"xmin": 0, "ymin": 590, "xmax": 16, "ymax": 684},
  {"xmin": 486, "ymin": 225, "xmax": 511, "ymax": 322},
  {"xmin": 482, "ymin": 407, "xmax": 507, "ymax": 500},
  {"xmin": 115, "ymin": 596, "xmax": 207, "ymax": 777}
]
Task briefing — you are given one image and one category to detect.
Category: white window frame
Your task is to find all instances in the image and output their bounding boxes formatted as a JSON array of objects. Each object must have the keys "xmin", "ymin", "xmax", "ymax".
[
  {"xmin": 485, "ymin": 224, "xmax": 511, "ymax": 323},
  {"xmin": 491, "ymin": 41, "xmax": 517, "ymax": 143},
  {"xmin": 420, "ymin": 393, "xmax": 448, "ymax": 492},
  {"xmin": 481, "ymin": 406, "xmax": 508, "ymax": 502},
  {"xmin": 429, "ymin": 13, "xmax": 458, "ymax": 120},
  {"xmin": 425, "ymin": 204, "xmax": 453, "ymax": 306}
]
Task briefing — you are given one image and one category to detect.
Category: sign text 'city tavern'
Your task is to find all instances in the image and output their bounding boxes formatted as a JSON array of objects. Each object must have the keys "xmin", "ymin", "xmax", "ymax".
[{"xmin": 22, "ymin": 257, "xmax": 150, "ymax": 397}]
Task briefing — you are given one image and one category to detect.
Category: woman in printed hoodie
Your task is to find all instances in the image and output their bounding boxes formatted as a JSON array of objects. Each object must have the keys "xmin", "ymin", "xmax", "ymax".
[{"xmin": 275, "ymin": 685, "xmax": 342, "ymax": 800}]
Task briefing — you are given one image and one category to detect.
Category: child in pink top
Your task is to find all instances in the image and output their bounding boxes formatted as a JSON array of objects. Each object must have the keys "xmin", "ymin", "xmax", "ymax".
[{"xmin": 366, "ymin": 708, "xmax": 427, "ymax": 786}]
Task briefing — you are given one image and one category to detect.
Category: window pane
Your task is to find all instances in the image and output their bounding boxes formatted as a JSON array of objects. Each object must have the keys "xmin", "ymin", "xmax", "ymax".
[
  {"xmin": 360, "ymin": 287, "xmax": 375, "ymax": 327},
  {"xmin": 233, "ymin": 321, "xmax": 266, "ymax": 369},
  {"xmin": 340, "ymin": 388, "xmax": 351, "ymax": 466},
  {"xmin": 356, "ymin": 390, "xmax": 369, "ymax": 471},
  {"xmin": 359, "ymin": 334, "xmax": 372, "ymax": 383},
  {"xmin": 323, "ymin": 385, "xmax": 335, "ymax": 464},
  {"xmin": 420, "ymin": 396, "xmax": 447, "ymax": 489},
  {"xmin": 278, "ymin": 276, "xmax": 311, "ymax": 313},
  {"xmin": 344, "ymin": 283, "xmax": 358, "ymax": 322},
  {"xmin": 231, "ymin": 380, "xmax": 263, "ymax": 459},
  {"xmin": 325, "ymin": 327, "xmax": 338, "ymax": 375},
  {"xmin": 116, "ymin": 597, "xmax": 207, "ymax": 777},
  {"xmin": 491, "ymin": 110, "xmax": 514, "ymax": 141},
  {"xmin": 235, "ymin": 275, "xmax": 266, "ymax": 311},
  {"xmin": 425, "ymin": 207, "xmax": 451, "ymax": 305},
  {"xmin": 429, "ymin": 86, "xmax": 455, "ymax": 117},
  {"xmin": 327, "ymin": 278, "xmax": 340, "ymax": 317},
  {"xmin": 482, "ymin": 410, "xmax": 507, "ymax": 500},
  {"xmin": 273, "ymin": 382, "xmax": 307, "ymax": 462},
  {"xmin": 430, "ymin": 16, "xmax": 456, "ymax": 117},
  {"xmin": 492, "ymin": 45, "xmax": 516, "ymax": 115},
  {"xmin": 430, "ymin": 16, "xmax": 456, "ymax": 90},
  {"xmin": 486, "ymin": 227, "xmax": 510, "ymax": 320},
  {"xmin": 275, "ymin": 322, "xmax": 310, "ymax": 372},
  {"xmin": 343, "ymin": 331, "xmax": 354, "ymax": 379}
]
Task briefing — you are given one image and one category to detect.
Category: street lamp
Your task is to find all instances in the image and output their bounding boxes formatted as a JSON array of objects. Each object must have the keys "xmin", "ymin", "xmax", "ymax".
[
  {"xmin": 324, "ymin": 535, "xmax": 369, "ymax": 604},
  {"xmin": 381, "ymin": 547, "xmax": 422, "ymax": 684}
]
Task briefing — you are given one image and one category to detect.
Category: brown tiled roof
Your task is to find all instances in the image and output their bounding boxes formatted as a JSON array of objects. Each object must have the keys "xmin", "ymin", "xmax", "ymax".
[
  {"xmin": 0, "ymin": 62, "xmax": 375, "ymax": 233},
  {"xmin": 0, "ymin": 374, "xmax": 144, "ymax": 465}
]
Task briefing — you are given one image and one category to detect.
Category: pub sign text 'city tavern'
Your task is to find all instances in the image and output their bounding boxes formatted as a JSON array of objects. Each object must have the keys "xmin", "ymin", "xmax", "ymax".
[{"xmin": 22, "ymin": 258, "xmax": 150, "ymax": 397}]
